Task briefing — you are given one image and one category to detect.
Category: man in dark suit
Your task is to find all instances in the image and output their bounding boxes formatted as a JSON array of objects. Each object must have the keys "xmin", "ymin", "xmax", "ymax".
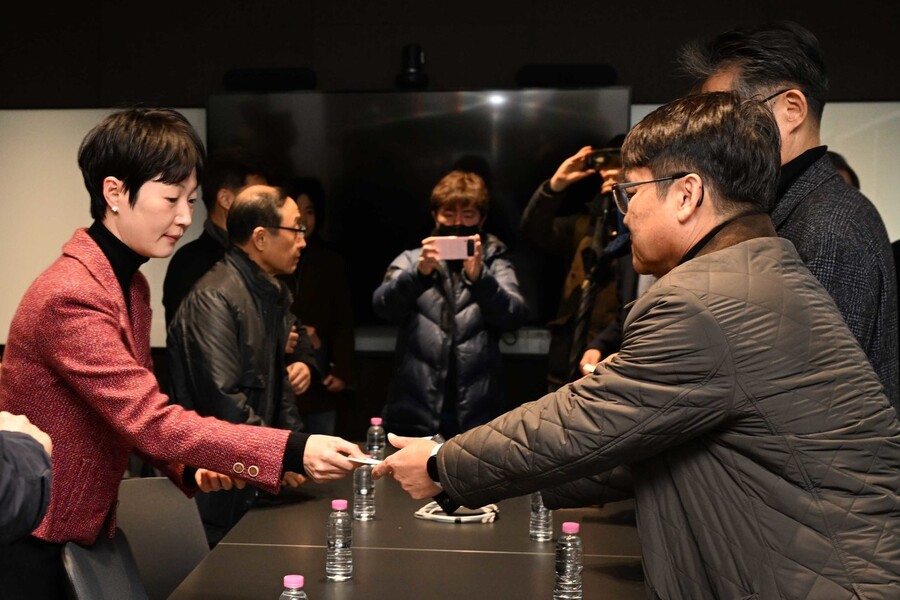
[{"xmin": 679, "ymin": 21, "xmax": 899, "ymax": 413}]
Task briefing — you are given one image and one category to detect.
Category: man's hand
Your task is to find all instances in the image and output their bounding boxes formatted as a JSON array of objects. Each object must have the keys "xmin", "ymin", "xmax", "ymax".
[
  {"xmin": 285, "ymin": 325, "xmax": 299, "ymax": 354},
  {"xmin": 195, "ymin": 468, "xmax": 246, "ymax": 492},
  {"xmin": 322, "ymin": 374, "xmax": 346, "ymax": 393},
  {"xmin": 418, "ymin": 239, "xmax": 441, "ymax": 276},
  {"xmin": 372, "ymin": 433, "xmax": 441, "ymax": 500},
  {"xmin": 0, "ymin": 411, "xmax": 52, "ymax": 457},
  {"xmin": 579, "ymin": 348, "xmax": 602, "ymax": 376},
  {"xmin": 549, "ymin": 146, "xmax": 596, "ymax": 193},
  {"xmin": 463, "ymin": 235, "xmax": 483, "ymax": 281},
  {"xmin": 302, "ymin": 435, "xmax": 367, "ymax": 483},
  {"xmin": 282, "ymin": 471, "xmax": 308, "ymax": 488},
  {"xmin": 302, "ymin": 325, "xmax": 322, "ymax": 350},
  {"xmin": 286, "ymin": 361, "xmax": 312, "ymax": 395}
]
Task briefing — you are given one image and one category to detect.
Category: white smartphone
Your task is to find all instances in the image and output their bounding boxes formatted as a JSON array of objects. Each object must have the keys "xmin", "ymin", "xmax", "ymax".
[{"xmin": 431, "ymin": 236, "xmax": 475, "ymax": 260}]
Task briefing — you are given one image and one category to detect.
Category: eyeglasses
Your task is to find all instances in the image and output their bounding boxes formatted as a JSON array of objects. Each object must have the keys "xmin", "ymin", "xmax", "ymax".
[
  {"xmin": 267, "ymin": 224, "xmax": 307, "ymax": 238},
  {"xmin": 611, "ymin": 172, "xmax": 691, "ymax": 215},
  {"xmin": 761, "ymin": 88, "xmax": 792, "ymax": 103}
]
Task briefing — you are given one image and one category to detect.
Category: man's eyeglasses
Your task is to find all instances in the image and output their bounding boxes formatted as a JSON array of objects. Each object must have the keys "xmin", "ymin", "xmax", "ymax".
[
  {"xmin": 761, "ymin": 88, "xmax": 793, "ymax": 103},
  {"xmin": 611, "ymin": 173, "xmax": 691, "ymax": 215},
  {"xmin": 267, "ymin": 224, "xmax": 307, "ymax": 238}
]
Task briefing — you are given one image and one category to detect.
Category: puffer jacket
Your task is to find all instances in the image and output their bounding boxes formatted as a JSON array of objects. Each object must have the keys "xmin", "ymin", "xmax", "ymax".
[
  {"xmin": 372, "ymin": 234, "xmax": 528, "ymax": 435},
  {"xmin": 167, "ymin": 247, "xmax": 304, "ymax": 433},
  {"xmin": 439, "ymin": 236, "xmax": 900, "ymax": 599}
]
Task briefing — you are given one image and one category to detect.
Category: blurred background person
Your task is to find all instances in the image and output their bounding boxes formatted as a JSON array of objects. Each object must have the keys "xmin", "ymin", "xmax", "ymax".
[
  {"xmin": 372, "ymin": 170, "xmax": 528, "ymax": 438},
  {"xmin": 827, "ymin": 150, "xmax": 860, "ymax": 189},
  {"xmin": 280, "ymin": 177, "xmax": 355, "ymax": 436},
  {"xmin": 521, "ymin": 138, "xmax": 638, "ymax": 389},
  {"xmin": 163, "ymin": 147, "xmax": 268, "ymax": 325}
]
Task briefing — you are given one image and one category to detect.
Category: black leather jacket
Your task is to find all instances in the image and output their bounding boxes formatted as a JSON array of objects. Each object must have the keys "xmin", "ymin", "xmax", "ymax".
[{"xmin": 166, "ymin": 247, "xmax": 306, "ymax": 432}]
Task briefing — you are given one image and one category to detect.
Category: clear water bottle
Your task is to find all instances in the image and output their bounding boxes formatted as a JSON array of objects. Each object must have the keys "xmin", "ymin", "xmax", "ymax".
[
  {"xmin": 279, "ymin": 574, "xmax": 309, "ymax": 599},
  {"xmin": 353, "ymin": 465, "xmax": 376, "ymax": 521},
  {"xmin": 529, "ymin": 491, "xmax": 553, "ymax": 542},
  {"xmin": 553, "ymin": 521, "xmax": 583, "ymax": 600},
  {"xmin": 366, "ymin": 417, "xmax": 386, "ymax": 460},
  {"xmin": 325, "ymin": 499, "xmax": 353, "ymax": 581}
]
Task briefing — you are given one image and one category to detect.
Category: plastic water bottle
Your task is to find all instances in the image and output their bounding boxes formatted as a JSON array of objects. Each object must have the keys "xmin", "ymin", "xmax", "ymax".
[
  {"xmin": 325, "ymin": 499, "xmax": 353, "ymax": 581},
  {"xmin": 278, "ymin": 574, "xmax": 309, "ymax": 599},
  {"xmin": 353, "ymin": 465, "xmax": 375, "ymax": 521},
  {"xmin": 553, "ymin": 522, "xmax": 583, "ymax": 600},
  {"xmin": 366, "ymin": 417, "xmax": 386, "ymax": 459},
  {"xmin": 529, "ymin": 491, "xmax": 553, "ymax": 541}
]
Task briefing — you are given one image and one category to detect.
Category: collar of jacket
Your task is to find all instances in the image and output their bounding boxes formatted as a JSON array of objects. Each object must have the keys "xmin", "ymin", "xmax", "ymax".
[
  {"xmin": 690, "ymin": 213, "xmax": 777, "ymax": 262},
  {"xmin": 224, "ymin": 246, "xmax": 291, "ymax": 309},
  {"xmin": 202, "ymin": 218, "xmax": 231, "ymax": 249},
  {"xmin": 772, "ymin": 146, "xmax": 829, "ymax": 227},
  {"xmin": 62, "ymin": 228, "xmax": 151, "ymax": 358}
]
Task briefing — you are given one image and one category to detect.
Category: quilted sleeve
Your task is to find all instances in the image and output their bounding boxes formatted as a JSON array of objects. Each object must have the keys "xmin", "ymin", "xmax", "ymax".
[{"xmin": 439, "ymin": 284, "xmax": 738, "ymax": 508}]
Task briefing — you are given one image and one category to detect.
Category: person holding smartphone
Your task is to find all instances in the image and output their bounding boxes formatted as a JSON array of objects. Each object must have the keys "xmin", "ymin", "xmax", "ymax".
[{"xmin": 372, "ymin": 170, "xmax": 528, "ymax": 438}]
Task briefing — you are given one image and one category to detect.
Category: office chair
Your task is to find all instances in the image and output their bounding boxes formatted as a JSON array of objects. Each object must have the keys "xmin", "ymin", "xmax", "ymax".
[
  {"xmin": 62, "ymin": 527, "xmax": 150, "ymax": 600},
  {"xmin": 116, "ymin": 476, "xmax": 210, "ymax": 600}
]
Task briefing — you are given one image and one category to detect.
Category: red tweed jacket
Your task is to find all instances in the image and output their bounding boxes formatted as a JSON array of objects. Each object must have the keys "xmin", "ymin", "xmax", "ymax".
[{"xmin": 0, "ymin": 229, "xmax": 290, "ymax": 544}]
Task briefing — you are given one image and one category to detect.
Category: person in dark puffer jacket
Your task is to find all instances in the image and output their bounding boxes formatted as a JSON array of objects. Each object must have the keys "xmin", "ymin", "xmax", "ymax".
[{"xmin": 372, "ymin": 170, "xmax": 528, "ymax": 438}]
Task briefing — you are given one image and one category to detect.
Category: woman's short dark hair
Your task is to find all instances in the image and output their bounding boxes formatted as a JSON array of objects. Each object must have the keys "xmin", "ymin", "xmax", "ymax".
[
  {"xmin": 227, "ymin": 185, "xmax": 288, "ymax": 245},
  {"xmin": 623, "ymin": 92, "xmax": 781, "ymax": 216},
  {"xmin": 78, "ymin": 108, "xmax": 206, "ymax": 220},
  {"xmin": 287, "ymin": 176, "xmax": 327, "ymax": 232}
]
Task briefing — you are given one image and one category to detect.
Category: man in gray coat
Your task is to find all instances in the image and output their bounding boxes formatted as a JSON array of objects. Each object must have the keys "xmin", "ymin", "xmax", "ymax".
[
  {"xmin": 375, "ymin": 93, "xmax": 900, "ymax": 599},
  {"xmin": 679, "ymin": 20, "xmax": 899, "ymax": 414}
]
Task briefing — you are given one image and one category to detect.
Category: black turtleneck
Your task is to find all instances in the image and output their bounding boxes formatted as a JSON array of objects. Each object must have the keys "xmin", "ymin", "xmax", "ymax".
[
  {"xmin": 777, "ymin": 146, "xmax": 827, "ymax": 200},
  {"xmin": 87, "ymin": 220, "xmax": 149, "ymax": 313}
]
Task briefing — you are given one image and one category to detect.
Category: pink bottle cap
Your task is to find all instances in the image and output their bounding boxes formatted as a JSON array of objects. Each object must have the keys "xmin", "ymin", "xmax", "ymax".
[
  {"xmin": 370, "ymin": 417, "xmax": 383, "ymax": 425},
  {"xmin": 332, "ymin": 499, "xmax": 348, "ymax": 510},
  {"xmin": 284, "ymin": 575, "xmax": 304, "ymax": 588},
  {"xmin": 561, "ymin": 521, "xmax": 580, "ymax": 534}
]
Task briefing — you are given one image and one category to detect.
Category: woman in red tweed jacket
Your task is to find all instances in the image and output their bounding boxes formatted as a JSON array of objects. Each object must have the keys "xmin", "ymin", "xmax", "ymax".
[{"xmin": 0, "ymin": 108, "xmax": 364, "ymax": 598}]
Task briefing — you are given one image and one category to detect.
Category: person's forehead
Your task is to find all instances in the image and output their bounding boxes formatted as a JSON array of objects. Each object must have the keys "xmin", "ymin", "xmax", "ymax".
[
  {"xmin": 438, "ymin": 203, "xmax": 479, "ymax": 212},
  {"xmin": 281, "ymin": 199, "xmax": 300, "ymax": 221},
  {"xmin": 623, "ymin": 166, "xmax": 652, "ymax": 183}
]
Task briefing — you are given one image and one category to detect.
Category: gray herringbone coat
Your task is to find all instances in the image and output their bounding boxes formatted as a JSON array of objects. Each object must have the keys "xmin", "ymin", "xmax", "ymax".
[{"xmin": 776, "ymin": 155, "xmax": 899, "ymax": 413}]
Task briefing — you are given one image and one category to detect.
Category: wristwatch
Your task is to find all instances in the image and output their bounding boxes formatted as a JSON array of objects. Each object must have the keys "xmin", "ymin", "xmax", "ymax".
[
  {"xmin": 426, "ymin": 443, "xmax": 442, "ymax": 487},
  {"xmin": 426, "ymin": 442, "xmax": 460, "ymax": 514}
]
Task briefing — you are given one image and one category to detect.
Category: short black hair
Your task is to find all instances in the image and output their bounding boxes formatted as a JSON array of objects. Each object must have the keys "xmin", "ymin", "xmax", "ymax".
[
  {"xmin": 678, "ymin": 21, "xmax": 829, "ymax": 124},
  {"xmin": 623, "ymin": 92, "xmax": 781, "ymax": 216},
  {"xmin": 78, "ymin": 108, "xmax": 205, "ymax": 221},
  {"xmin": 827, "ymin": 150, "xmax": 860, "ymax": 189},
  {"xmin": 227, "ymin": 186, "xmax": 288, "ymax": 245},
  {"xmin": 201, "ymin": 147, "xmax": 268, "ymax": 211}
]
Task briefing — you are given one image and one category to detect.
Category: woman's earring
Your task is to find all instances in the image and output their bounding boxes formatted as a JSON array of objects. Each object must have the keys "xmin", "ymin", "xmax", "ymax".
[{"xmin": 111, "ymin": 206, "xmax": 119, "ymax": 213}]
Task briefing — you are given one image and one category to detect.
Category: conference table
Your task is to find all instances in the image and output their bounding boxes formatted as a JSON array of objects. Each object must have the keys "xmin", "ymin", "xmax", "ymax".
[{"xmin": 170, "ymin": 470, "xmax": 645, "ymax": 599}]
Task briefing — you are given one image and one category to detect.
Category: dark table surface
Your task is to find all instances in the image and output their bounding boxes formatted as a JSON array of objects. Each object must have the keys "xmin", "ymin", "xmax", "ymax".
[{"xmin": 170, "ymin": 472, "xmax": 645, "ymax": 599}]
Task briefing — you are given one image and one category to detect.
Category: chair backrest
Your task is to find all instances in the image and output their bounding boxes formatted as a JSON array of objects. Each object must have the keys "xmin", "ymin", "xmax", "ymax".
[
  {"xmin": 116, "ymin": 476, "xmax": 210, "ymax": 600},
  {"xmin": 62, "ymin": 527, "xmax": 150, "ymax": 600}
]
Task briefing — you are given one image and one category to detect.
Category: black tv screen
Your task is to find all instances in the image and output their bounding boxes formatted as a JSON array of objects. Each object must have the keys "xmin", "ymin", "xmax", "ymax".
[{"xmin": 207, "ymin": 88, "xmax": 631, "ymax": 327}]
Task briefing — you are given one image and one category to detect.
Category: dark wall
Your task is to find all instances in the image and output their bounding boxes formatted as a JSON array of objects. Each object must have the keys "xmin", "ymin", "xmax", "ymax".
[{"xmin": 2, "ymin": 1, "xmax": 898, "ymax": 109}]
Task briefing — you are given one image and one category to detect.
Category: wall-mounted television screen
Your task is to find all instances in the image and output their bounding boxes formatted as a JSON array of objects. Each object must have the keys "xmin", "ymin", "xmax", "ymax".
[{"xmin": 207, "ymin": 88, "xmax": 631, "ymax": 327}]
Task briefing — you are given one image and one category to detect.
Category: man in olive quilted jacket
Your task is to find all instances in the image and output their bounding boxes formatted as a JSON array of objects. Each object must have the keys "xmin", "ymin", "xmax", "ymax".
[{"xmin": 376, "ymin": 92, "xmax": 900, "ymax": 599}]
